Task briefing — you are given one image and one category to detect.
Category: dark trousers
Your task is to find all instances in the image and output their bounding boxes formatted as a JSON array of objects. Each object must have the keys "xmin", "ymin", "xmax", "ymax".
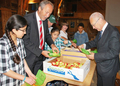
[
  {"xmin": 97, "ymin": 72, "xmax": 116, "ymax": 86},
  {"xmin": 27, "ymin": 56, "xmax": 45, "ymax": 75}
]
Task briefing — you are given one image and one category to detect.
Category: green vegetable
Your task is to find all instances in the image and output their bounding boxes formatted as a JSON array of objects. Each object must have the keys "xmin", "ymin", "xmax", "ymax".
[
  {"xmin": 81, "ymin": 49, "xmax": 98, "ymax": 55},
  {"xmin": 72, "ymin": 39, "xmax": 77, "ymax": 43},
  {"xmin": 81, "ymin": 48, "xmax": 90, "ymax": 55},
  {"xmin": 91, "ymin": 49, "xmax": 98, "ymax": 53}
]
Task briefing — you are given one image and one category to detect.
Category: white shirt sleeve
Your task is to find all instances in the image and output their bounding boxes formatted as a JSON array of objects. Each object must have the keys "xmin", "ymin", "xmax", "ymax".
[
  {"xmin": 59, "ymin": 30, "xmax": 68, "ymax": 39},
  {"xmin": 83, "ymin": 44, "xmax": 86, "ymax": 49}
]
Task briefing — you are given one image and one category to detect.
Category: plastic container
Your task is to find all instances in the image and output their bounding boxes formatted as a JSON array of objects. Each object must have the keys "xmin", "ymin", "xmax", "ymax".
[
  {"xmin": 48, "ymin": 50, "xmax": 61, "ymax": 57},
  {"xmin": 81, "ymin": 48, "xmax": 98, "ymax": 55},
  {"xmin": 26, "ymin": 70, "xmax": 46, "ymax": 86},
  {"xmin": 81, "ymin": 48, "xmax": 90, "ymax": 55}
]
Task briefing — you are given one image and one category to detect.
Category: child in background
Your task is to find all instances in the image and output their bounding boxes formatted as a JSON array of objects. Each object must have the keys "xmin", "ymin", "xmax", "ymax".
[
  {"xmin": 59, "ymin": 22, "xmax": 76, "ymax": 48},
  {"xmin": 74, "ymin": 23, "xmax": 89, "ymax": 46},
  {"xmin": 0, "ymin": 15, "xmax": 36, "ymax": 86},
  {"xmin": 45, "ymin": 27, "xmax": 71, "ymax": 51}
]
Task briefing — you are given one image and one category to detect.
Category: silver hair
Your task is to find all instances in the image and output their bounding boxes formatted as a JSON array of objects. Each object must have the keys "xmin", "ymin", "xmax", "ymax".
[
  {"xmin": 89, "ymin": 12, "xmax": 104, "ymax": 20},
  {"xmin": 39, "ymin": 0, "xmax": 54, "ymax": 10}
]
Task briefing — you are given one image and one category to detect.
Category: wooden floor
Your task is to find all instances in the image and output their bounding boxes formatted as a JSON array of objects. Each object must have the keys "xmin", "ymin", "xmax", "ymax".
[
  {"xmin": 91, "ymin": 70, "xmax": 120, "ymax": 86},
  {"xmin": 90, "ymin": 70, "xmax": 97, "ymax": 86}
]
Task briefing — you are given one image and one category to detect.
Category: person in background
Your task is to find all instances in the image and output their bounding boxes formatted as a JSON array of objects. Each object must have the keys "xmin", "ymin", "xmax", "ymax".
[
  {"xmin": 23, "ymin": 0, "xmax": 59, "ymax": 75},
  {"xmin": 0, "ymin": 15, "xmax": 36, "ymax": 86},
  {"xmin": 74, "ymin": 23, "xmax": 89, "ymax": 46},
  {"xmin": 78, "ymin": 12, "xmax": 120, "ymax": 86},
  {"xmin": 45, "ymin": 27, "xmax": 71, "ymax": 51},
  {"xmin": 59, "ymin": 22, "xmax": 77, "ymax": 48},
  {"xmin": 48, "ymin": 14, "xmax": 56, "ymax": 34},
  {"xmin": 59, "ymin": 22, "xmax": 69, "ymax": 40}
]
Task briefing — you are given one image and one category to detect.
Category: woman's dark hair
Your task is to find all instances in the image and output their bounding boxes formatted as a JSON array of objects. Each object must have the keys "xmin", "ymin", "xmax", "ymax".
[
  {"xmin": 5, "ymin": 14, "xmax": 27, "ymax": 64},
  {"xmin": 51, "ymin": 27, "xmax": 60, "ymax": 34},
  {"xmin": 78, "ymin": 23, "xmax": 84, "ymax": 28}
]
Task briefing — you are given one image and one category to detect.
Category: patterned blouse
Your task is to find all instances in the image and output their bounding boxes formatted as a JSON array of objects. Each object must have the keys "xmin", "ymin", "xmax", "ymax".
[
  {"xmin": 0, "ymin": 34, "xmax": 26, "ymax": 86},
  {"xmin": 45, "ymin": 37, "xmax": 71, "ymax": 51}
]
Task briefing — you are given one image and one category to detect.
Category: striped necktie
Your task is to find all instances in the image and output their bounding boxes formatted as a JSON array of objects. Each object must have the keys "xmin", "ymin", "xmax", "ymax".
[{"xmin": 39, "ymin": 20, "xmax": 44, "ymax": 50}]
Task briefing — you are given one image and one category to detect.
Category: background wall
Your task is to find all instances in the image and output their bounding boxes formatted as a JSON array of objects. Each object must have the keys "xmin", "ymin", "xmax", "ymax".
[{"xmin": 105, "ymin": 0, "xmax": 120, "ymax": 26}]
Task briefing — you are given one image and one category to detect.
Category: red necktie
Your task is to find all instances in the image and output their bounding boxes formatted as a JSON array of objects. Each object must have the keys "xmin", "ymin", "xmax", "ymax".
[{"xmin": 39, "ymin": 20, "xmax": 44, "ymax": 50}]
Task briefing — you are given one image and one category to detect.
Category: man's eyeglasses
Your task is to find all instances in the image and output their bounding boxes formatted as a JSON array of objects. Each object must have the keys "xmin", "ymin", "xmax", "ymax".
[
  {"xmin": 19, "ymin": 29, "xmax": 26, "ymax": 32},
  {"xmin": 92, "ymin": 18, "xmax": 100, "ymax": 27}
]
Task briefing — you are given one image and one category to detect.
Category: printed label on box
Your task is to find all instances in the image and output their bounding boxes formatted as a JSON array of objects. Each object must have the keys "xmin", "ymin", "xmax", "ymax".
[{"xmin": 47, "ymin": 66, "xmax": 65, "ymax": 75}]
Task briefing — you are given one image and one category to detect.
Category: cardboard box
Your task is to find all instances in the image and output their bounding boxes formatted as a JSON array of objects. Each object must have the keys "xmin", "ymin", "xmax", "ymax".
[
  {"xmin": 61, "ymin": 47, "xmax": 89, "ymax": 61},
  {"xmin": 43, "ymin": 48, "xmax": 90, "ymax": 82}
]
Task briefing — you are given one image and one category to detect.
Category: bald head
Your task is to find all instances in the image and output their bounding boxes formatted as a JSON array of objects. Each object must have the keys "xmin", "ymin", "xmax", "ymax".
[
  {"xmin": 89, "ymin": 12, "xmax": 106, "ymax": 31},
  {"xmin": 89, "ymin": 12, "xmax": 104, "ymax": 20}
]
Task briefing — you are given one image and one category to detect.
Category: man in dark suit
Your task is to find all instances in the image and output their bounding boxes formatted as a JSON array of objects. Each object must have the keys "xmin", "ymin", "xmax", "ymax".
[
  {"xmin": 23, "ymin": 0, "xmax": 59, "ymax": 75},
  {"xmin": 78, "ymin": 12, "xmax": 120, "ymax": 86}
]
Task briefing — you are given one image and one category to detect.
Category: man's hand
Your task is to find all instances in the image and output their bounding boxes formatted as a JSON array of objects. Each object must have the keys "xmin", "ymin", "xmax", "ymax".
[
  {"xmin": 51, "ymin": 44, "xmax": 59, "ymax": 53},
  {"xmin": 86, "ymin": 52, "xmax": 95, "ymax": 60},
  {"xmin": 41, "ymin": 51, "xmax": 51, "ymax": 59},
  {"xmin": 78, "ymin": 44, "xmax": 84, "ymax": 51}
]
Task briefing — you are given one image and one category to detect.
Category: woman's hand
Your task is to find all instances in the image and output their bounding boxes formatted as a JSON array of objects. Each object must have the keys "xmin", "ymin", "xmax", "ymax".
[
  {"xmin": 25, "ymin": 77, "xmax": 36, "ymax": 85},
  {"xmin": 28, "ymin": 73, "xmax": 36, "ymax": 80},
  {"xmin": 25, "ymin": 72, "xmax": 37, "ymax": 85}
]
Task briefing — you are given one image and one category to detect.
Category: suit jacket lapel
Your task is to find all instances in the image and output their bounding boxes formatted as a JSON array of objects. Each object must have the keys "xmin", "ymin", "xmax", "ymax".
[
  {"xmin": 43, "ymin": 19, "xmax": 48, "ymax": 43},
  {"xmin": 33, "ymin": 12, "xmax": 40, "ymax": 44},
  {"xmin": 33, "ymin": 12, "xmax": 39, "ymax": 33}
]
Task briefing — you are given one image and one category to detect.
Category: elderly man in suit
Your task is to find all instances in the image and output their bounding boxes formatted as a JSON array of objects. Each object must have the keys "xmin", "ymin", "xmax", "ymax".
[
  {"xmin": 23, "ymin": 0, "xmax": 59, "ymax": 75},
  {"xmin": 78, "ymin": 12, "xmax": 120, "ymax": 86}
]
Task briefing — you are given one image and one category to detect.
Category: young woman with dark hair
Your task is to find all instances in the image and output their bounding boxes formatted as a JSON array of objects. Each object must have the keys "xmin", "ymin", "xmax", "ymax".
[{"xmin": 0, "ymin": 14, "xmax": 36, "ymax": 86}]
